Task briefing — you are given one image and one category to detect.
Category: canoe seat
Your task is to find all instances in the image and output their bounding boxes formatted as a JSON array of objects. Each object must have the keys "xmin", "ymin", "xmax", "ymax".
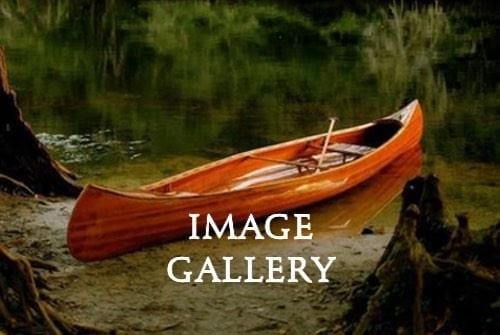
[
  {"xmin": 225, "ymin": 143, "xmax": 374, "ymax": 191},
  {"xmin": 324, "ymin": 143, "xmax": 374, "ymax": 163},
  {"xmin": 308, "ymin": 142, "xmax": 374, "ymax": 162},
  {"xmin": 326, "ymin": 143, "xmax": 374, "ymax": 156}
]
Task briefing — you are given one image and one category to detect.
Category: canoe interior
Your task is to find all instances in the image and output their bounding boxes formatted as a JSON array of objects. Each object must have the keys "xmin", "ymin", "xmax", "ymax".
[{"xmin": 144, "ymin": 118, "xmax": 403, "ymax": 195}]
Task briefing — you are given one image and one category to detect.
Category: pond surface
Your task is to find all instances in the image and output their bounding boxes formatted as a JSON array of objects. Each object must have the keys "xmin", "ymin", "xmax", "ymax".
[{"xmin": 0, "ymin": 1, "xmax": 498, "ymax": 228}]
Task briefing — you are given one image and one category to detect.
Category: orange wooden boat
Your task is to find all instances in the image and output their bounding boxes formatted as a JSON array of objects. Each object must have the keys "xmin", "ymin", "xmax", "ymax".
[{"xmin": 68, "ymin": 100, "xmax": 423, "ymax": 261}]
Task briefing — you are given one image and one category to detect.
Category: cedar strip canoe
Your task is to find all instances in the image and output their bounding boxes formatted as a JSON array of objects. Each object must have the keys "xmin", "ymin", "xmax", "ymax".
[{"xmin": 68, "ymin": 100, "xmax": 423, "ymax": 261}]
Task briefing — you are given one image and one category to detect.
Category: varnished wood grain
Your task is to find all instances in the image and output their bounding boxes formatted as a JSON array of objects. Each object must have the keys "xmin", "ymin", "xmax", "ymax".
[{"xmin": 67, "ymin": 100, "xmax": 424, "ymax": 261}]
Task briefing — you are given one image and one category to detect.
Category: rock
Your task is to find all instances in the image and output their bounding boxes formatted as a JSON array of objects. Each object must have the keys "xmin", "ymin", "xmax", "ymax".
[{"xmin": 361, "ymin": 227, "xmax": 374, "ymax": 235}]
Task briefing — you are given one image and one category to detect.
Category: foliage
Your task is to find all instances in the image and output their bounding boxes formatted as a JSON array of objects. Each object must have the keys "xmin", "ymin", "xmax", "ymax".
[{"xmin": 0, "ymin": 0, "xmax": 497, "ymax": 215}]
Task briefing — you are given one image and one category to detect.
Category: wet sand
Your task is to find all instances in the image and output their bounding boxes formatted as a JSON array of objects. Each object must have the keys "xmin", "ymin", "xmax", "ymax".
[{"xmin": 0, "ymin": 194, "xmax": 390, "ymax": 334}]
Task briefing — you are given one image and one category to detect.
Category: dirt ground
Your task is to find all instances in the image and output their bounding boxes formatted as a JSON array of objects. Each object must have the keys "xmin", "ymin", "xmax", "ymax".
[{"xmin": 0, "ymin": 194, "xmax": 391, "ymax": 334}]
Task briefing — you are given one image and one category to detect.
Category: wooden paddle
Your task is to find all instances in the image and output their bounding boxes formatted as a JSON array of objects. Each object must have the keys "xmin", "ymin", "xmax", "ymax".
[{"xmin": 316, "ymin": 117, "xmax": 338, "ymax": 172}]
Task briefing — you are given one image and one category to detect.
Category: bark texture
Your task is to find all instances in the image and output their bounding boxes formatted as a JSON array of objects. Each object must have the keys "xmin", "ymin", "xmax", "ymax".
[
  {"xmin": 343, "ymin": 174, "xmax": 500, "ymax": 334},
  {"xmin": 0, "ymin": 245, "xmax": 112, "ymax": 334},
  {"xmin": 0, "ymin": 47, "xmax": 81, "ymax": 197}
]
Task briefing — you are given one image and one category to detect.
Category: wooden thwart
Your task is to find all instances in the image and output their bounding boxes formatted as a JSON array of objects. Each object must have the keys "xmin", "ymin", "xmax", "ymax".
[
  {"xmin": 309, "ymin": 142, "xmax": 374, "ymax": 163},
  {"xmin": 233, "ymin": 151, "xmax": 352, "ymax": 191},
  {"xmin": 246, "ymin": 142, "xmax": 373, "ymax": 176},
  {"xmin": 309, "ymin": 142, "xmax": 374, "ymax": 156},
  {"xmin": 246, "ymin": 154, "xmax": 316, "ymax": 170}
]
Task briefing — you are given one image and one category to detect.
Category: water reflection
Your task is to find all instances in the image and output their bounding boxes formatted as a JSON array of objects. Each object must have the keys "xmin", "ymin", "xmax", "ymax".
[
  {"xmin": 0, "ymin": 0, "xmax": 497, "ymax": 226},
  {"xmin": 308, "ymin": 146, "xmax": 422, "ymax": 236},
  {"xmin": 36, "ymin": 131, "xmax": 146, "ymax": 164},
  {"xmin": 0, "ymin": 2, "xmax": 494, "ymax": 161}
]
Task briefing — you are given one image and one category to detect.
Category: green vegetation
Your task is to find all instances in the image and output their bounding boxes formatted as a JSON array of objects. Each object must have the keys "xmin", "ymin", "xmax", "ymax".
[
  {"xmin": 0, "ymin": 0, "xmax": 497, "ymax": 225},
  {"xmin": 363, "ymin": 2, "xmax": 450, "ymax": 108},
  {"xmin": 322, "ymin": 12, "xmax": 367, "ymax": 44}
]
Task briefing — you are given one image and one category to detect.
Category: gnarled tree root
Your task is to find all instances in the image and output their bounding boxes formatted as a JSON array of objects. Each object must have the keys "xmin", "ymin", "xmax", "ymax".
[
  {"xmin": 0, "ymin": 173, "xmax": 34, "ymax": 197},
  {"xmin": 342, "ymin": 174, "xmax": 500, "ymax": 334},
  {"xmin": 0, "ymin": 245, "xmax": 112, "ymax": 334}
]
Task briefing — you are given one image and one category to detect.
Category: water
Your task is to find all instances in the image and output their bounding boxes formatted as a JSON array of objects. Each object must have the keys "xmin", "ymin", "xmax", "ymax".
[{"xmin": 0, "ymin": 1, "xmax": 498, "ymax": 228}]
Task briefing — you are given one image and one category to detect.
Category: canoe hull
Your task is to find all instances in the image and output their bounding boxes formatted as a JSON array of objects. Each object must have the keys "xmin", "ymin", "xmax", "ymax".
[{"xmin": 68, "ymin": 101, "xmax": 423, "ymax": 261}]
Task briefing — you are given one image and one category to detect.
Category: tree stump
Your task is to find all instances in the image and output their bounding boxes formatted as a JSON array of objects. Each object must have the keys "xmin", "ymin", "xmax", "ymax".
[
  {"xmin": 342, "ymin": 174, "xmax": 500, "ymax": 334},
  {"xmin": 0, "ymin": 47, "xmax": 107, "ymax": 334},
  {"xmin": 0, "ymin": 47, "xmax": 81, "ymax": 197},
  {"xmin": 0, "ymin": 245, "xmax": 112, "ymax": 334}
]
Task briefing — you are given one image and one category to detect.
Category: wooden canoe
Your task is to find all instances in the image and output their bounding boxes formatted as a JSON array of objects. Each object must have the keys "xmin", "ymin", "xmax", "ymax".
[{"xmin": 68, "ymin": 100, "xmax": 423, "ymax": 261}]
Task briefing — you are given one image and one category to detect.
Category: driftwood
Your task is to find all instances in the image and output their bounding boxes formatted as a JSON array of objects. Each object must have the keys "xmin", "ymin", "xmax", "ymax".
[
  {"xmin": 342, "ymin": 174, "xmax": 500, "ymax": 334},
  {"xmin": 0, "ymin": 47, "xmax": 81, "ymax": 197},
  {"xmin": 0, "ymin": 245, "xmax": 112, "ymax": 334}
]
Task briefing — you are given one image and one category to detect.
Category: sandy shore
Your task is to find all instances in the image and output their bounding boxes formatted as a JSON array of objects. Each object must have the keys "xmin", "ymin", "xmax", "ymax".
[{"xmin": 0, "ymin": 194, "xmax": 391, "ymax": 334}]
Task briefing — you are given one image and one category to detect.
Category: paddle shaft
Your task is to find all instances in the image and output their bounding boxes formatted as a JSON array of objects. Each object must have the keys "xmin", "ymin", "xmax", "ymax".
[{"xmin": 316, "ymin": 118, "xmax": 337, "ymax": 171}]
